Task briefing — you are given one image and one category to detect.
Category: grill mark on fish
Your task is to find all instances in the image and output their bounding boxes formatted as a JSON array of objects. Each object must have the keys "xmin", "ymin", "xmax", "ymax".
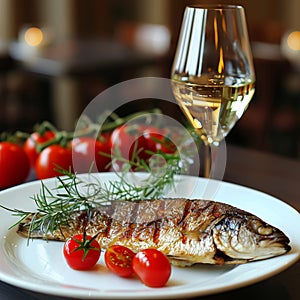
[
  {"xmin": 152, "ymin": 200, "xmax": 165, "ymax": 245},
  {"xmin": 178, "ymin": 199, "xmax": 191, "ymax": 228},
  {"xmin": 17, "ymin": 198, "xmax": 291, "ymax": 265},
  {"xmin": 101, "ymin": 212, "xmax": 112, "ymax": 239}
]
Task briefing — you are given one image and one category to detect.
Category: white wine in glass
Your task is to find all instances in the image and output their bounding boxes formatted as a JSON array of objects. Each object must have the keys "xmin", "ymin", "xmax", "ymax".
[{"xmin": 171, "ymin": 5, "xmax": 255, "ymax": 177}]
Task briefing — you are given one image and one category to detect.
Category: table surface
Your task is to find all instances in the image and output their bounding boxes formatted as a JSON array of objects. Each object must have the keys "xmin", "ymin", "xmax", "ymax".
[{"xmin": 0, "ymin": 145, "xmax": 299, "ymax": 300}]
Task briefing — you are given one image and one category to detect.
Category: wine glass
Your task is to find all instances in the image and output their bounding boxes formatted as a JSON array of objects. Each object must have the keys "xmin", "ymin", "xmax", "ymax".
[{"xmin": 171, "ymin": 5, "xmax": 255, "ymax": 178}]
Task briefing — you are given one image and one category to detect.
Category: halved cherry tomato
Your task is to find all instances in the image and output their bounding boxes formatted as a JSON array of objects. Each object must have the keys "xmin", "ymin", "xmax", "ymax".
[
  {"xmin": 71, "ymin": 135, "xmax": 111, "ymax": 173},
  {"xmin": 104, "ymin": 245, "xmax": 135, "ymax": 277},
  {"xmin": 35, "ymin": 144, "xmax": 73, "ymax": 179},
  {"xmin": 63, "ymin": 233, "xmax": 101, "ymax": 270},
  {"xmin": 132, "ymin": 249, "xmax": 171, "ymax": 287},
  {"xmin": 24, "ymin": 131, "xmax": 55, "ymax": 167},
  {"xmin": 0, "ymin": 142, "xmax": 30, "ymax": 189}
]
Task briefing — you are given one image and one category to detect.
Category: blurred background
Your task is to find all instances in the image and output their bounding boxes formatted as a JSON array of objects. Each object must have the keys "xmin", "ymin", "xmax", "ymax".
[{"xmin": 0, "ymin": 0, "xmax": 299, "ymax": 158}]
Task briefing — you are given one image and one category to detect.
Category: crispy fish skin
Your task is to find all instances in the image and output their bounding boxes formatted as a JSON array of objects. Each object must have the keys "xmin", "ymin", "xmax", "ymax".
[{"xmin": 17, "ymin": 198, "xmax": 291, "ymax": 265}]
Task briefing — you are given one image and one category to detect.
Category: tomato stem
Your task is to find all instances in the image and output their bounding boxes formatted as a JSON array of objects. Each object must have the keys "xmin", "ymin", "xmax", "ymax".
[
  {"xmin": 71, "ymin": 231, "xmax": 101, "ymax": 260},
  {"xmin": 34, "ymin": 108, "xmax": 163, "ymax": 152}
]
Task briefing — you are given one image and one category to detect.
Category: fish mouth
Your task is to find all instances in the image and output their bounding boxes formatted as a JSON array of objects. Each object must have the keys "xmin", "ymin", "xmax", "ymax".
[
  {"xmin": 254, "ymin": 219, "xmax": 291, "ymax": 253},
  {"xmin": 258, "ymin": 234, "xmax": 291, "ymax": 252}
]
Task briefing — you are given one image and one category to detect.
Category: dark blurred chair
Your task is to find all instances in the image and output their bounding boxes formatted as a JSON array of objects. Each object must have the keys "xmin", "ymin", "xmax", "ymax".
[
  {"xmin": 235, "ymin": 54, "xmax": 290, "ymax": 149},
  {"xmin": 0, "ymin": 51, "xmax": 52, "ymax": 132}
]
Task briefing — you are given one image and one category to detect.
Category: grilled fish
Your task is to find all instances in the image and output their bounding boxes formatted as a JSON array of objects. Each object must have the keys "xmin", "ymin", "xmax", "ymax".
[{"xmin": 17, "ymin": 198, "xmax": 291, "ymax": 265}]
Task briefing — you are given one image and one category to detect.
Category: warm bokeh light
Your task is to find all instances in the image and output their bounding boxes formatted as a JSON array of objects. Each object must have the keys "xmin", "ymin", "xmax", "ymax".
[
  {"xmin": 24, "ymin": 27, "xmax": 44, "ymax": 46},
  {"xmin": 287, "ymin": 31, "xmax": 300, "ymax": 51}
]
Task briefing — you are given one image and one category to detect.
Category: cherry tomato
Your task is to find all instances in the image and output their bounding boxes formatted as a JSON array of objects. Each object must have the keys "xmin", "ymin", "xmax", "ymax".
[
  {"xmin": 71, "ymin": 135, "xmax": 111, "ymax": 173},
  {"xmin": 63, "ymin": 233, "xmax": 101, "ymax": 270},
  {"xmin": 24, "ymin": 131, "xmax": 55, "ymax": 167},
  {"xmin": 110, "ymin": 125, "xmax": 169, "ymax": 166},
  {"xmin": 0, "ymin": 142, "xmax": 30, "ymax": 189},
  {"xmin": 104, "ymin": 245, "xmax": 135, "ymax": 277},
  {"xmin": 35, "ymin": 144, "xmax": 73, "ymax": 179},
  {"xmin": 132, "ymin": 249, "xmax": 171, "ymax": 287}
]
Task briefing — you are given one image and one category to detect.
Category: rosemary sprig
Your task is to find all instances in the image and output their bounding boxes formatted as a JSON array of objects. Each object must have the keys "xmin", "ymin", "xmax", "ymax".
[{"xmin": 101, "ymin": 151, "xmax": 184, "ymax": 201}]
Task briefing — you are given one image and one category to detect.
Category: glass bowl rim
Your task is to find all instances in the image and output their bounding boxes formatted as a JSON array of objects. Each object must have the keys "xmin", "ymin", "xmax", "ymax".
[{"xmin": 186, "ymin": 4, "xmax": 244, "ymax": 10}]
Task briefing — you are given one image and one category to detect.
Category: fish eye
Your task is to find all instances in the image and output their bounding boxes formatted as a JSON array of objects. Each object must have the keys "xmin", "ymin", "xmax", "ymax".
[
  {"xmin": 249, "ymin": 219, "xmax": 273, "ymax": 235},
  {"xmin": 257, "ymin": 225, "xmax": 273, "ymax": 235}
]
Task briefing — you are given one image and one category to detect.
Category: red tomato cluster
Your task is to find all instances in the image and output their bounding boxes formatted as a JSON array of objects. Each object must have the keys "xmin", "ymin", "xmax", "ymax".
[
  {"xmin": 63, "ymin": 234, "xmax": 171, "ymax": 288},
  {"xmin": 0, "ymin": 122, "xmax": 178, "ymax": 188}
]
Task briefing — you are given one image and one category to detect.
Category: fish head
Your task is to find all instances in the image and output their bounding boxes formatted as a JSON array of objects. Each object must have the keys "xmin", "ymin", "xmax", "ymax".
[{"xmin": 212, "ymin": 214, "xmax": 291, "ymax": 263}]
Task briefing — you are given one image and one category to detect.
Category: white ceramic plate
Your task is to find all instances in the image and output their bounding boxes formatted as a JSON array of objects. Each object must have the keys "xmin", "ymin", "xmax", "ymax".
[{"xmin": 0, "ymin": 173, "xmax": 299, "ymax": 299}]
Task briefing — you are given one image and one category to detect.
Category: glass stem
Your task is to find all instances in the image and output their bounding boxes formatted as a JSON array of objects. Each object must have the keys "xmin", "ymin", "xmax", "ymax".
[{"xmin": 201, "ymin": 136, "xmax": 211, "ymax": 178}]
